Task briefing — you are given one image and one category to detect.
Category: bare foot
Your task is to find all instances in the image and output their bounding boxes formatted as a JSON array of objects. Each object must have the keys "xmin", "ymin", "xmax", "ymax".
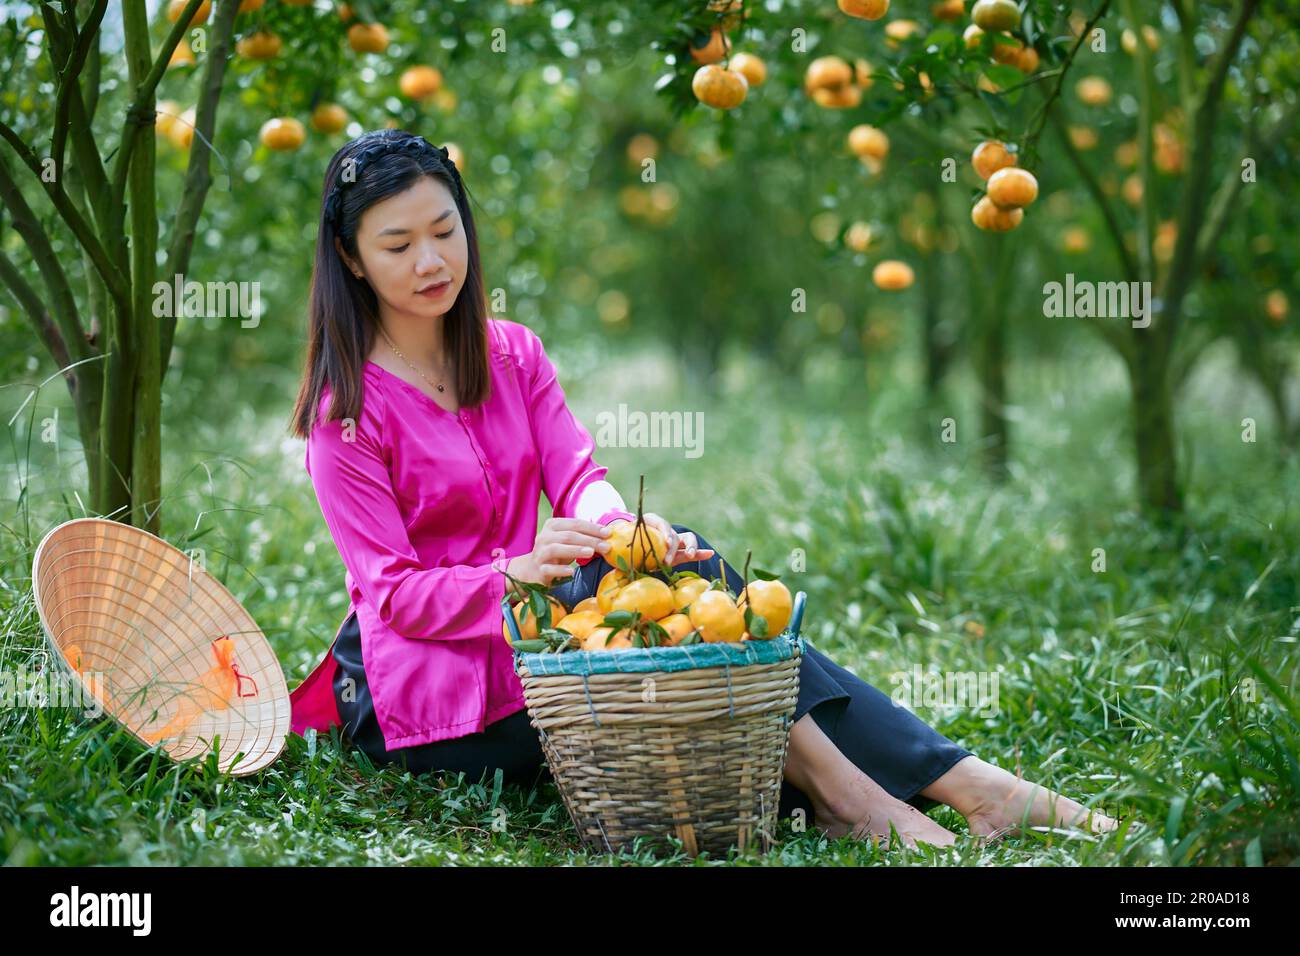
[
  {"xmin": 959, "ymin": 759, "xmax": 1119, "ymax": 841},
  {"xmin": 811, "ymin": 772, "xmax": 959, "ymax": 849}
]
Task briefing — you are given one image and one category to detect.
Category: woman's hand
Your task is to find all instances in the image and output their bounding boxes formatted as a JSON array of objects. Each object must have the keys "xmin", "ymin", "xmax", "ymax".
[
  {"xmin": 506, "ymin": 517, "xmax": 612, "ymax": 592},
  {"xmin": 641, "ymin": 513, "xmax": 715, "ymax": 567}
]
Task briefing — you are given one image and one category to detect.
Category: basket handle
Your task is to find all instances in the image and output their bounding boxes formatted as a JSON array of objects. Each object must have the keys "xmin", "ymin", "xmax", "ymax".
[
  {"xmin": 502, "ymin": 595, "xmax": 525, "ymax": 651},
  {"xmin": 786, "ymin": 591, "xmax": 807, "ymax": 639}
]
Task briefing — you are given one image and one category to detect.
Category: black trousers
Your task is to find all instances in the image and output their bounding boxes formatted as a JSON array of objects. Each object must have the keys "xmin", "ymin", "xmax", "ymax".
[{"xmin": 333, "ymin": 525, "xmax": 975, "ymax": 821}]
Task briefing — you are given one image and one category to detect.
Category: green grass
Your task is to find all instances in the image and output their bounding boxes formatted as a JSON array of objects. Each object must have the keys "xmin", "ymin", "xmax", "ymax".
[{"xmin": 1, "ymin": 339, "xmax": 1296, "ymax": 866}]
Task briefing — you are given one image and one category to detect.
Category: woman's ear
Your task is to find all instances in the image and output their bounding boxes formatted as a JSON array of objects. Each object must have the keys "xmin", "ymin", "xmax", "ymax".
[{"xmin": 334, "ymin": 236, "xmax": 363, "ymax": 279}]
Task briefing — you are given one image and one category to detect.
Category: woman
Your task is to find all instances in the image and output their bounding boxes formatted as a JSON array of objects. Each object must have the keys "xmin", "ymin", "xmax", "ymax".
[{"xmin": 287, "ymin": 129, "xmax": 1118, "ymax": 850}]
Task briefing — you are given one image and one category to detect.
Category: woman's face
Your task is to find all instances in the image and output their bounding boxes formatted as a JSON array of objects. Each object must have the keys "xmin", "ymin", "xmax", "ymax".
[{"xmin": 339, "ymin": 174, "xmax": 468, "ymax": 322}]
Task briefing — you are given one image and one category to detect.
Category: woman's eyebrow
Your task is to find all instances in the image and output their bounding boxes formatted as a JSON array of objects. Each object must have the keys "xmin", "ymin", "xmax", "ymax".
[{"xmin": 376, "ymin": 208, "xmax": 455, "ymax": 237}]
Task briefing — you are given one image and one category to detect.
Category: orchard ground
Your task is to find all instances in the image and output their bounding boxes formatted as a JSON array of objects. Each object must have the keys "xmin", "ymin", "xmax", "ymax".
[{"xmin": 1, "ymin": 332, "xmax": 1295, "ymax": 866}]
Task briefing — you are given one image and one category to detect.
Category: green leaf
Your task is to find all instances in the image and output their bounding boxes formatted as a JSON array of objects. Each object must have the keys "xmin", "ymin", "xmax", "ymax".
[
  {"xmin": 750, "ymin": 614, "xmax": 769, "ymax": 639},
  {"xmin": 510, "ymin": 639, "xmax": 548, "ymax": 653},
  {"xmin": 750, "ymin": 566, "xmax": 779, "ymax": 581}
]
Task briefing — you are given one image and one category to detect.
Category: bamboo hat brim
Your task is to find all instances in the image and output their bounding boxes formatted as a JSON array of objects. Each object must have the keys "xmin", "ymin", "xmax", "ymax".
[{"xmin": 31, "ymin": 517, "xmax": 290, "ymax": 775}]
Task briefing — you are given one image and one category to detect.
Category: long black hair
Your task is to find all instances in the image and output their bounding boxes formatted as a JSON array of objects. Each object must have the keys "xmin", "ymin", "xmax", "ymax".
[{"xmin": 289, "ymin": 129, "xmax": 491, "ymax": 439}]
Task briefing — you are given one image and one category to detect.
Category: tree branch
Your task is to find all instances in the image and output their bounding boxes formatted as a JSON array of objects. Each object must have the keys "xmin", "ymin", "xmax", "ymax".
[
  {"xmin": 42, "ymin": 0, "xmax": 107, "ymax": 183},
  {"xmin": 1195, "ymin": 95, "xmax": 1298, "ymax": 267},
  {"xmin": 109, "ymin": 0, "xmax": 208, "ymax": 212},
  {"xmin": 161, "ymin": 0, "xmax": 242, "ymax": 376},
  {"xmin": 0, "ymin": 120, "xmax": 129, "ymax": 312},
  {"xmin": 0, "ymin": 247, "xmax": 72, "ymax": 370},
  {"xmin": 1163, "ymin": 0, "xmax": 1260, "ymax": 343},
  {"xmin": 0, "ymin": 152, "xmax": 91, "ymax": 363},
  {"xmin": 1048, "ymin": 109, "xmax": 1139, "ymax": 284}
]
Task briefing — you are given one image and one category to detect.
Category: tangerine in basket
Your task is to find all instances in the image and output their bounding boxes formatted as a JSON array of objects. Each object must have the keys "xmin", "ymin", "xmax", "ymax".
[
  {"xmin": 608, "ymin": 577, "xmax": 675, "ymax": 620},
  {"xmin": 672, "ymin": 576, "xmax": 710, "ymax": 612},
  {"xmin": 596, "ymin": 568, "xmax": 632, "ymax": 613},
  {"xmin": 555, "ymin": 610, "xmax": 604, "ymax": 643},
  {"xmin": 655, "ymin": 613, "xmax": 697, "ymax": 647},
  {"xmin": 503, "ymin": 594, "xmax": 566, "ymax": 642},
  {"xmin": 582, "ymin": 625, "xmax": 634, "ymax": 651},
  {"xmin": 604, "ymin": 518, "xmax": 668, "ymax": 572},
  {"xmin": 737, "ymin": 579, "xmax": 793, "ymax": 638},
  {"xmin": 688, "ymin": 590, "xmax": 746, "ymax": 643}
]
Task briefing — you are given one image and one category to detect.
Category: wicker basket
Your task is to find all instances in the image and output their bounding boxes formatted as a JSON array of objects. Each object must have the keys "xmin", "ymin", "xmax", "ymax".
[
  {"xmin": 507, "ymin": 590, "xmax": 806, "ymax": 857},
  {"xmin": 30, "ymin": 517, "xmax": 290, "ymax": 775}
]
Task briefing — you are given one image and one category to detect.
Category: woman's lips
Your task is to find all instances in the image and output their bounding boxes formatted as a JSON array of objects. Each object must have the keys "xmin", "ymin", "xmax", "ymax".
[{"xmin": 418, "ymin": 280, "xmax": 451, "ymax": 298}]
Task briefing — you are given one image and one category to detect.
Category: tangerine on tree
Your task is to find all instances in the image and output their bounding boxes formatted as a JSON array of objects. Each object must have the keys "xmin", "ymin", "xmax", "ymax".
[
  {"xmin": 169, "ymin": 107, "xmax": 197, "ymax": 148},
  {"xmin": 971, "ymin": 140, "xmax": 1017, "ymax": 180},
  {"xmin": 347, "ymin": 22, "xmax": 390, "ymax": 54},
  {"xmin": 692, "ymin": 64, "xmax": 748, "ymax": 109},
  {"xmin": 689, "ymin": 27, "xmax": 731, "ymax": 65},
  {"xmin": 971, "ymin": 195, "xmax": 1023, "ymax": 231},
  {"xmin": 168, "ymin": 40, "xmax": 195, "ymax": 69},
  {"xmin": 804, "ymin": 56, "xmax": 853, "ymax": 95},
  {"xmin": 971, "ymin": 0, "xmax": 1020, "ymax": 31},
  {"xmin": 838, "ymin": 0, "xmax": 890, "ymax": 19},
  {"xmin": 873, "ymin": 260, "xmax": 915, "ymax": 290},
  {"xmin": 166, "ymin": 0, "xmax": 210, "ymax": 27},
  {"xmin": 310, "ymin": 103, "xmax": 349, "ymax": 134},
  {"xmin": 987, "ymin": 167, "xmax": 1038, "ymax": 208},
  {"xmin": 933, "ymin": 0, "xmax": 965, "ymax": 20},
  {"xmin": 854, "ymin": 57, "xmax": 874, "ymax": 89},
  {"xmin": 848, "ymin": 124, "xmax": 889, "ymax": 160},
  {"xmin": 236, "ymin": 31, "xmax": 283, "ymax": 60},
  {"xmin": 260, "ymin": 117, "xmax": 306, "ymax": 151},
  {"xmin": 884, "ymin": 19, "xmax": 921, "ymax": 49},
  {"xmin": 845, "ymin": 221, "xmax": 876, "ymax": 252},
  {"xmin": 729, "ymin": 52, "xmax": 767, "ymax": 88},
  {"xmin": 1076, "ymin": 76, "xmax": 1113, "ymax": 106},
  {"xmin": 708, "ymin": 0, "xmax": 746, "ymax": 30},
  {"xmin": 1265, "ymin": 290, "xmax": 1288, "ymax": 323},
  {"xmin": 1061, "ymin": 226, "xmax": 1091, "ymax": 253},
  {"xmin": 399, "ymin": 66, "xmax": 443, "ymax": 100},
  {"xmin": 155, "ymin": 100, "xmax": 183, "ymax": 138}
]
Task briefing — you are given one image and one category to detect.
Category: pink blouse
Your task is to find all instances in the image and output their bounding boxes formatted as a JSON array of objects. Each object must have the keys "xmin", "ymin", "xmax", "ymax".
[{"xmin": 288, "ymin": 317, "xmax": 624, "ymax": 750}]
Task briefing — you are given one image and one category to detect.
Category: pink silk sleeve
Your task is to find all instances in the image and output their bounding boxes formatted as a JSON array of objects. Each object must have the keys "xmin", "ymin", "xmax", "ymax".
[
  {"xmin": 306, "ymin": 409, "xmax": 507, "ymax": 642},
  {"xmin": 522, "ymin": 325, "xmax": 610, "ymax": 520}
]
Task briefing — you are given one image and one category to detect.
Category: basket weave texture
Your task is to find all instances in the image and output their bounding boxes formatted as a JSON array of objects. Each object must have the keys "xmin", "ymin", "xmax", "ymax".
[
  {"xmin": 510, "ymin": 592, "xmax": 806, "ymax": 857},
  {"xmin": 31, "ymin": 517, "xmax": 290, "ymax": 775}
]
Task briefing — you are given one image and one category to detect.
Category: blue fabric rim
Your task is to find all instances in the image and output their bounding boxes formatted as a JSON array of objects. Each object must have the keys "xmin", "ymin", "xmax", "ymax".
[{"xmin": 507, "ymin": 591, "xmax": 807, "ymax": 676}]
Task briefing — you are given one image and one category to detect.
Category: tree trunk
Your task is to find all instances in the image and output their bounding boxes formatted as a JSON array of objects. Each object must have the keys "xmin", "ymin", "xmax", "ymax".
[
  {"xmin": 974, "ymin": 238, "xmax": 1012, "ymax": 481},
  {"xmin": 123, "ymin": 0, "xmax": 161, "ymax": 532},
  {"xmin": 975, "ymin": 310, "xmax": 1009, "ymax": 481},
  {"xmin": 1127, "ymin": 341, "xmax": 1183, "ymax": 517}
]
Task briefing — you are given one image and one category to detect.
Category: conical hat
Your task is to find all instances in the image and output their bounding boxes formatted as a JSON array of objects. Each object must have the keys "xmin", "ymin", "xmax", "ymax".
[{"xmin": 31, "ymin": 517, "xmax": 289, "ymax": 775}]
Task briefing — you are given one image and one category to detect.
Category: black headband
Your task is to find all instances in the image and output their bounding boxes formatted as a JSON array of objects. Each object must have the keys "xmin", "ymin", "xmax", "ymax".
[{"xmin": 323, "ymin": 134, "xmax": 460, "ymax": 228}]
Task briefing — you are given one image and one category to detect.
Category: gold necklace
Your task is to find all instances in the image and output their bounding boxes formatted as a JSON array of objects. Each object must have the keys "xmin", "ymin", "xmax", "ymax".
[{"xmin": 380, "ymin": 328, "xmax": 447, "ymax": 393}]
